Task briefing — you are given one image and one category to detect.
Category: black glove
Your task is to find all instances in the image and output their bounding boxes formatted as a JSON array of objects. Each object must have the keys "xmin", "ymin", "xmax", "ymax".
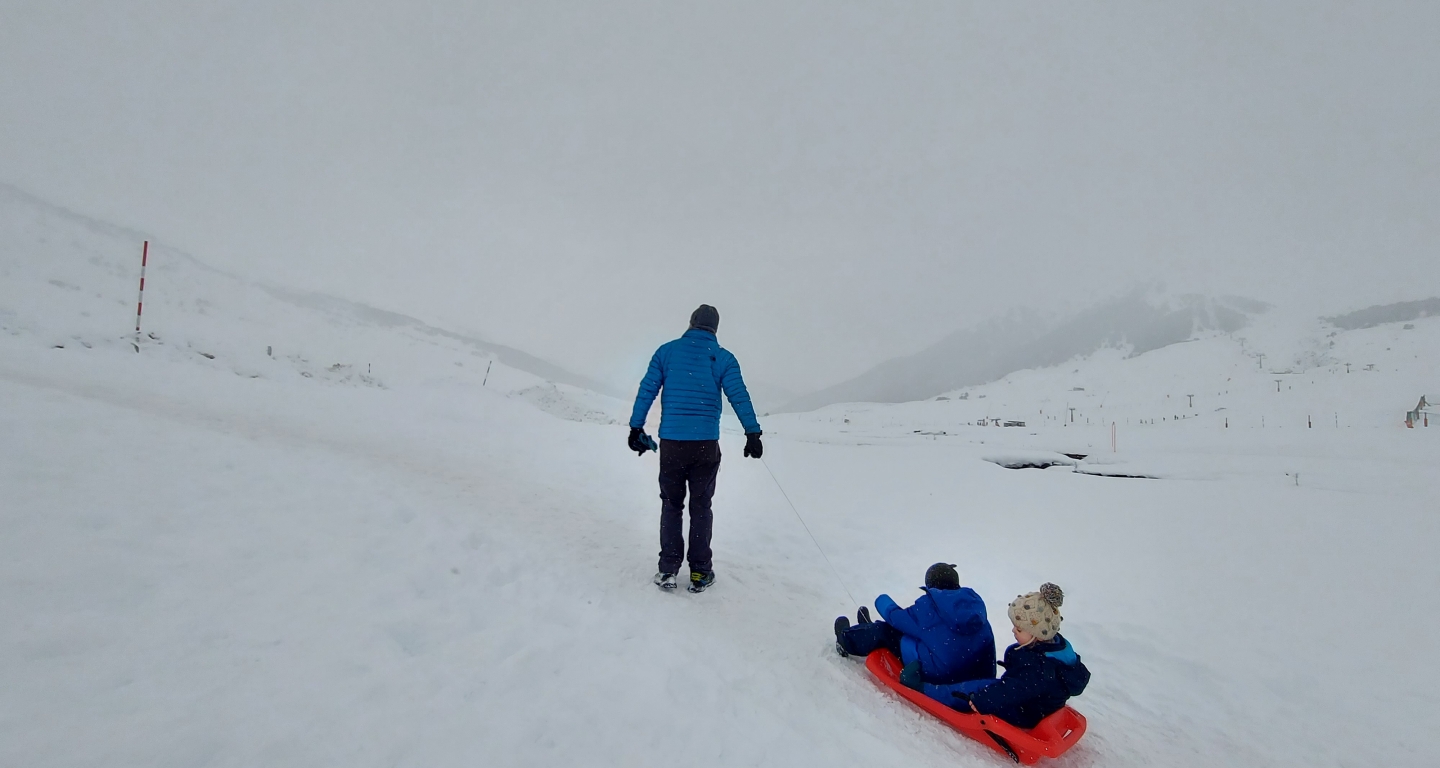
[
  {"xmin": 951, "ymin": 692, "xmax": 978, "ymax": 712},
  {"xmin": 628, "ymin": 427, "xmax": 657, "ymax": 456},
  {"xmin": 743, "ymin": 431, "xmax": 763, "ymax": 459}
]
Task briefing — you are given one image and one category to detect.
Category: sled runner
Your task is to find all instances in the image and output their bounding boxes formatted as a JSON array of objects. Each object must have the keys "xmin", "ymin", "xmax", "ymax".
[{"xmin": 865, "ymin": 649, "xmax": 1086, "ymax": 764}]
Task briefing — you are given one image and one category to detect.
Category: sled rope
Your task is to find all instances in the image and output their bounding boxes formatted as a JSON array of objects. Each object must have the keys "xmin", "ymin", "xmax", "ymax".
[{"xmin": 760, "ymin": 456, "xmax": 860, "ymax": 610}]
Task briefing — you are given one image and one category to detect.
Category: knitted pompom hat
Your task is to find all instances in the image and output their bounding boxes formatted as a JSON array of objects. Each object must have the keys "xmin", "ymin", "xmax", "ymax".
[{"xmin": 1007, "ymin": 583, "xmax": 1064, "ymax": 642}]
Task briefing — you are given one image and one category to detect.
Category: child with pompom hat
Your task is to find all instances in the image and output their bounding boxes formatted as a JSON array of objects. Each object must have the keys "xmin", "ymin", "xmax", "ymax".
[{"xmin": 922, "ymin": 582, "xmax": 1091, "ymax": 729}]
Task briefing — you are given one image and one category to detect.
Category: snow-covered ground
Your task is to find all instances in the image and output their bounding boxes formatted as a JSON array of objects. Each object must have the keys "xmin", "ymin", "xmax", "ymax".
[{"xmin": 3, "ymin": 190, "xmax": 1438, "ymax": 767}]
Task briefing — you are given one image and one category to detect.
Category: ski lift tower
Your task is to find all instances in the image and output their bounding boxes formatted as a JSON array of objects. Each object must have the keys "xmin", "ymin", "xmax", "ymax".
[{"xmin": 1405, "ymin": 396, "xmax": 1430, "ymax": 428}]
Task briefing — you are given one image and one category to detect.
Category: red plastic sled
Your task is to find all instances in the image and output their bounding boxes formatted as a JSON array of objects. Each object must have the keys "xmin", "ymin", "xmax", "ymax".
[{"xmin": 865, "ymin": 649, "xmax": 1086, "ymax": 764}]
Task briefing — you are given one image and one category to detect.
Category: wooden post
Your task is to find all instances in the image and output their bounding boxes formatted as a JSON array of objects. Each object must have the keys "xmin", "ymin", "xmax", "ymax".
[{"xmin": 133, "ymin": 240, "xmax": 149, "ymax": 352}]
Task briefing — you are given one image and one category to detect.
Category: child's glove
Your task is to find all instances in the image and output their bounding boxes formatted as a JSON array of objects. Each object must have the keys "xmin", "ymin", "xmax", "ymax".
[
  {"xmin": 628, "ymin": 427, "xmax": 658, "ymax": 456},
  {"xmin": 899, "ymin": 660, "xmax": 924, "ymax": 691},
  {"xmin": 743, "ymin": 431, "xmax": 763, "ymax": 459}
]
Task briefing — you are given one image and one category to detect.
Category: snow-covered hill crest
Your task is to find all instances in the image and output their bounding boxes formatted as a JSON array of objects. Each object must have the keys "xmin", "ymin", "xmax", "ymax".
[{"xmin": 0, "ymin": 183, "xmax": 626, "ymax": 424}]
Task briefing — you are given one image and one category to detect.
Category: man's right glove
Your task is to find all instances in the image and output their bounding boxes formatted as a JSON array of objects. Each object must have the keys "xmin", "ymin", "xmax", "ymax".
[
  {"xmin": 743, "ymin": 431, "xmax": 763, "ymax": 459},
  {"xmin": 628, "ymin": 427, "xmax": 657, "ymax": 456}
]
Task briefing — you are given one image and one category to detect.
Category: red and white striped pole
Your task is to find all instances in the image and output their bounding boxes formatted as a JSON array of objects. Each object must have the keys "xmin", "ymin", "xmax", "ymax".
[{"xmin": 134, "ymin": 240, "xmax": 149, "ymax": 352}]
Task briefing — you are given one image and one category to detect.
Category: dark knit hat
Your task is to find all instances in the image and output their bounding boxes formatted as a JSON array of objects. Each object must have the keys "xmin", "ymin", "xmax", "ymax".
[
  {"xmin": 924, "ymin": 563, "xmax": 959, "ymax": 591},
  {"xmin": 689, "ymin": 304, "xmax": 720, "ymax": 333}
]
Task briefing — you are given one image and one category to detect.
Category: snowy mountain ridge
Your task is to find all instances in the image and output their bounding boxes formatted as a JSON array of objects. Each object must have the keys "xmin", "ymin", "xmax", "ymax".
[
  {"xmin": 784, "ymin": 286, "xmax": 1438, "ymax": 414},
  {"xmin": 783, "ymin": 288, "xmax": 1273, "ymax": 411}
]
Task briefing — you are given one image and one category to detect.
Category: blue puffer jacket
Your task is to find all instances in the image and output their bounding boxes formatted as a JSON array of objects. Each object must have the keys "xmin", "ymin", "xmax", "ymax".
[
  {"xmin": 927, "ymin": 635, "xmax": 1090, "ymax": 729},
  {"xmin": 875, "ymin": 587, "xmax": 996, "ymax": 684},
  {"xmin": 630, "ymin": 329, "xmax": 762, "ymax": 441}
]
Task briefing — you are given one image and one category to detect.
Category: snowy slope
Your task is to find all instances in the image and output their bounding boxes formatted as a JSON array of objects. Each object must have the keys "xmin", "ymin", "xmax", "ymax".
[
  {"xmin": 3, "ymin": 192, "xmax": 1439, "ymax": 767},
  {"xmin": 0, "ymin": 183, "xmax": 625, "ymax": 421},
  {"xmin": 780, "ymin": 305, "xmax": 1439, "ymax": 443}
]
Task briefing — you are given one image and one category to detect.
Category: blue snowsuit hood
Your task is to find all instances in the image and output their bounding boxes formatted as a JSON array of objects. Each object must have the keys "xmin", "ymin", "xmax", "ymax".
[
  {"xmin": 630, "ymin": 329, "xmax": 761, "ymax": 441},
  {"xmin": 874, "ymin": 586, "xmax": 997, "ymax": 685}
]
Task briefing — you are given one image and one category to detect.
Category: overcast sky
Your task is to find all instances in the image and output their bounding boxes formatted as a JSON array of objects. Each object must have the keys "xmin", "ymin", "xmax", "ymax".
[{"xmin": 3, "ymin": 1, "xmax": 1437, "ymax": 393}]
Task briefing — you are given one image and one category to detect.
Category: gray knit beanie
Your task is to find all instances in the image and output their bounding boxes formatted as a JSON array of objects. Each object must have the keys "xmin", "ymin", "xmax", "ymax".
[
  {"xmin": 1008, "ymin": 583, "xmax": 1064, "ymax": 641},
  {"xmin": 689, "ymin": 304, "xmax": 720, "ymax": 333}
]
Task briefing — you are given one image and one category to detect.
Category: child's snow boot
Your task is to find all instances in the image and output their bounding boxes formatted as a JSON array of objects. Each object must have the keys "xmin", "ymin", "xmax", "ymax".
[
  {"xmin": 834, "ymin": 616, "xmax": 851, "ymax": 657},
  {"xmin": 654, "ymin": 572, "xmax": 677, "ymax": 590},
  {"xmin": 857, "ymin": 606, "xmax": 872, "ymax": 625},
  {"xmin": 688, "ymin": 570, "xmax": 716, "ymax": 593},
  {"xmin": 899, "ymin": 660, "xmax": 924, "ymax": 690}
]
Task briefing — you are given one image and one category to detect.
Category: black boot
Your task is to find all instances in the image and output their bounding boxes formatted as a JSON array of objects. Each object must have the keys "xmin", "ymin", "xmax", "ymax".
[
  {"xmin": 857, "ymin": 606, "xmax": 872, "ymax": 625},
  {"xmin": 834, "ymin": 616, "xmax": 851, "ymax": 657}
]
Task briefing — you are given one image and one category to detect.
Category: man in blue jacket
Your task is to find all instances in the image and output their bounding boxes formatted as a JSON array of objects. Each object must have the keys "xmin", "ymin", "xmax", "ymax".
[
  {"xmin": 629, "ymin": 304, "xmax": 763, "ymax": 593},
  {"xmin": 834, "ymin": 563, "xmax": 996, "ymax": 685}
]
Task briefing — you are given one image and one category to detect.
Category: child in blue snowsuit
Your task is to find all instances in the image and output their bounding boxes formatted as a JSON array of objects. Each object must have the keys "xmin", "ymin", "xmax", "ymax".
[
  {"xmin": 927, "ymin": 583, "xmax": 1091, "ymax": 729},
  {"xmin": 834, "ymin": 563, "xmax": 996, "ymax": 686}
]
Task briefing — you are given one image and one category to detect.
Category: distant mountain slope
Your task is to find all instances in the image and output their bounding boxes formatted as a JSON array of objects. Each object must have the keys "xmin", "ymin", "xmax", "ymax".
[
  {"xmin": 1324, "ymin": 298, "xmax": 1440, "ymax": 331},
  {"xmin": 783, "ymin": 290, "xmax": 1270, "ymax": 412}
]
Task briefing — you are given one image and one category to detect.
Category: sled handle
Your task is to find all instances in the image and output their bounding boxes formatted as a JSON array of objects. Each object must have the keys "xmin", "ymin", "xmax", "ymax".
[{"xmin": 985, "ymin": 730, "xmax": 1021, "ymax": 763}]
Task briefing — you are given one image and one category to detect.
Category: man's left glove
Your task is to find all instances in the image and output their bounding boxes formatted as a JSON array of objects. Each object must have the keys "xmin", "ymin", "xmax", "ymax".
[
  {"xmin": 743, "ymin": 431, "xmax": 763, "ymax": 459},
  {"xmin": 628, "ymin": 427, "xmax": 658, "ymax": 456}
]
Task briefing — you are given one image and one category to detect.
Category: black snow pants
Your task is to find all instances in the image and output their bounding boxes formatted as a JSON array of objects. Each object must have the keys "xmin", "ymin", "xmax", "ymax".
[
  {"xmin": 838, "ymin": 620, "xmax": 905, "ymax": 658},
  {"xmin": 657, "ymin": 438, "xmax": 721, "ymax": 575}
]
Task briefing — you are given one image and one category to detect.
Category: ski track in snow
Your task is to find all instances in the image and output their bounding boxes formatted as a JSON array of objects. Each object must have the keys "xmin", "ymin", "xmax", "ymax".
[{"xmin": 0, "ymin": 352, "xmax": 1005, "ymax": 767}]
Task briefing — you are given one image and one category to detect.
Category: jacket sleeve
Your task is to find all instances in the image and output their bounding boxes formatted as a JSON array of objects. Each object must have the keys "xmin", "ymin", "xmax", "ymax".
[
  {"xmin": 875, "ymin": 593, "xmax": 925, "ymax": 637},
  {"xmin": 629, "ymin": 349, "xmax": 664, "ymax": 429},
  {"xmin": 718, "ymin": 353, "xmax": 762, "ymax": 434}
]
